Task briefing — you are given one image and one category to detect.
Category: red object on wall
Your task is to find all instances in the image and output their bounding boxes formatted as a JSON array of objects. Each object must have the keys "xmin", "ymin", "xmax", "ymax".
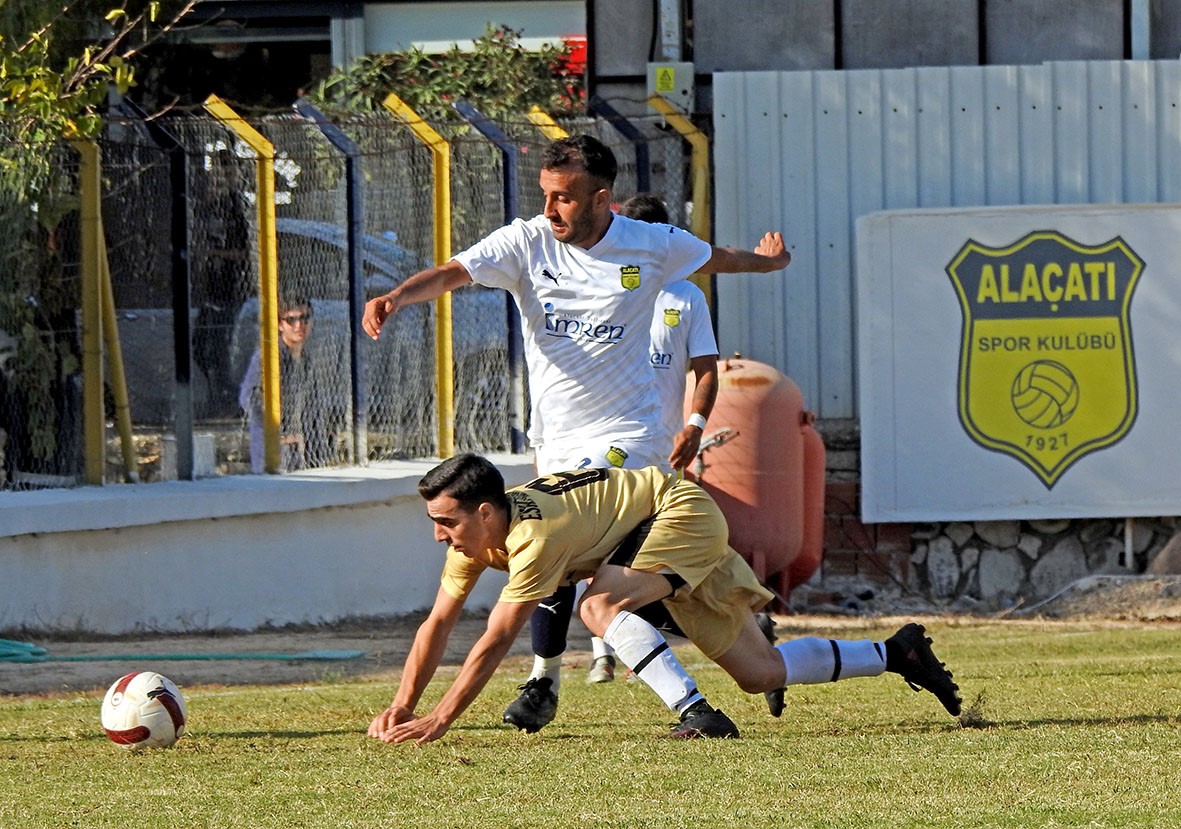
[
  {"xmin": 686, "ymin": 357, "xmax": 823, "ymax": 599},
  {"xmin": 559, "ymin": 35, "xmax": 587, "ymax": 74}
]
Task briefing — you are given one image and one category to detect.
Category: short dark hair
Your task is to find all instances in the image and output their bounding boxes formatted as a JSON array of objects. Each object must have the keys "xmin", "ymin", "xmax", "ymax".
[
  {"xmin": 418, "ymin": 453, "xmax": 510, "ymax": 514},
  {"xmin": 541, "ymin": 135, "xmax": 617, "ymax": 189},
  {"xmin": 278, "ymin": 293, "xmax": 311, "ymax": 314},
  {"xmin": 618, "ymin": 194, "xmax": 669, "ymax": 224}
]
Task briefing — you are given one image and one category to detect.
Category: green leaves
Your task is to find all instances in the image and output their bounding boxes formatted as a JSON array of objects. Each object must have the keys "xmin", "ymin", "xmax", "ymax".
[
  {"xmin": 0, "ymin": 2, "xmax": 197, "ymax": 465},
  {"xmin": 310, "ymin": 24, "xmax": 585, "ymax": 122},
  {"xmin": 0, "ymin": 1, "xmax": 197, "ymax": 140}
]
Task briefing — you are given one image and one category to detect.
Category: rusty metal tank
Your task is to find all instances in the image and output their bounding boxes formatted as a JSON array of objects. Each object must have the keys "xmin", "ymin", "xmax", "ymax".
[
  {"xmin": 687, "ymin": 356, "xmax": 824, "ymax": 598},
  {"xmin": 781, "ymin": 417, "xmax": 826, "ymax": 592}
]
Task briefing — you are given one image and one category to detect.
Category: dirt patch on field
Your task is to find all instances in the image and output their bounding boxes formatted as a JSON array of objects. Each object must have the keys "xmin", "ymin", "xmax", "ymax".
[
  {"xmin": 4, "ymin": 575, "xmax": 1181, "ymax": 697},
  {"xmin": 1009, "ymin": 575, "xmax": 1181, "ymax": 621}
]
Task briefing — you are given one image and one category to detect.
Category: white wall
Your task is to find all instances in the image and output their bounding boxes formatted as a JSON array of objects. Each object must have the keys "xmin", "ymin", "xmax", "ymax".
[
  {"xmin": 0, "ymin": 456, "xmax": 535, "ymax": 635},
  {"xmin": 712, "ymin": 60, "xmax": 1181, "ymax": 420},
  {"xmin": 857, "ymin": 204, "xmax": 1181, "ymax": 522},
  {"xmin": 363, "ymin": 1, "xmax": 584, "ymax": 54}
]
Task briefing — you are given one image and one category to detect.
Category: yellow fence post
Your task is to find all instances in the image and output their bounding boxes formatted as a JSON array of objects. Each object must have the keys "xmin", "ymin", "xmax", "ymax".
[
  {"xmin": 203, "ymin": 95, "xmax": 282, "ymax": 473},
  {"xmin": 382, "ymin": 93, "xmax": 455, "ymax": 459},
  {"xmin": 73, "ymin": 140, "xmax": 141, "ymax": 483},
  {"xmin": 99, "ymin": 231, "xmax": 138, "ymax": 482},
  {"xmin": 647, "ymin": 94, "xmax": 713, "ymax": 305},
  {"xmin": 74, "ymin": 140, "xmax": 105, "ymax": 485},
  {"xmin": 526, "ymin": 105, "xmax": 570, "ymax": 141}
]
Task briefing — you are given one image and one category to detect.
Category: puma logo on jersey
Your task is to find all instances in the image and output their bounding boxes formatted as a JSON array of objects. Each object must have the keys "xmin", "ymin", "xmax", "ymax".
[{"xmin": 542, "ymin": 267, "xmax": 561, "ymax": 285}]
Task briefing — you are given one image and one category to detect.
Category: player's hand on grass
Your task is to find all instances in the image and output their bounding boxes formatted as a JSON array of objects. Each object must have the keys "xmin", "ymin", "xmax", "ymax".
[
  {"xmin": 368, "ymin": 703, "xmax": 415, "ymax": 740},
  {"xmin": 386, "ymin": 711, "xmax": 451, "ymax": 746}
]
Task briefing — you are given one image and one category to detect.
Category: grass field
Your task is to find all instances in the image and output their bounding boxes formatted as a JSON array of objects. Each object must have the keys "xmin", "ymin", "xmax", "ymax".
[{"xmin": 2, "ymin": 617, "xmax": 1180, "ymax": 828}]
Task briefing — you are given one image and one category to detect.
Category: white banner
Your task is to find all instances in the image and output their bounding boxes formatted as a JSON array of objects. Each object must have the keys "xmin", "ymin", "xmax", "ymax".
[{"xmin": 857, "ymin": 204, "xmax": 1181, "ymax": 522}]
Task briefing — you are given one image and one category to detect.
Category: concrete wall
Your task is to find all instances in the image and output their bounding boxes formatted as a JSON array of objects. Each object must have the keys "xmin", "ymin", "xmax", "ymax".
[
  {"xmin": 693, "ymin": 0, "xmax": 835, "ymax": 72},
  {"xmin": 0, "ymin": 455, "xmax": 535, "ymax": 635},
  {"xmin": 589, "ymin": 0, "xmax": 1181, "ymax": 109}
]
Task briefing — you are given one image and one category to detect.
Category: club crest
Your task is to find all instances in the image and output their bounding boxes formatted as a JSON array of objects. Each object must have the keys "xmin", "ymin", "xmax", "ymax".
[
  {"xmin": 945, "ymin": 231, "xmax": 1142, "ymax": 488},
  {"xmin": 620, "ymin": 265, "xmax": 641, "ymax": 291},
  {"xmin": 662, "ymin": 308, "xmax": 681, "ymax": 328}
]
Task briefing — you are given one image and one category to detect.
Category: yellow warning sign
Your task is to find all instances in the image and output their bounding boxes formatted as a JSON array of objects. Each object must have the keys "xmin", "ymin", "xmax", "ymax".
[{"xmin": 655, "ymin": 67, "xmax": 676, "ymax": 93}]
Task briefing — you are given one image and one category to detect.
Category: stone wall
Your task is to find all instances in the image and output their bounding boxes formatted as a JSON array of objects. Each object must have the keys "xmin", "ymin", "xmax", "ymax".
[{"xmin": 810, "ymin": 420, "xmax": 1181, "ymax": 611}]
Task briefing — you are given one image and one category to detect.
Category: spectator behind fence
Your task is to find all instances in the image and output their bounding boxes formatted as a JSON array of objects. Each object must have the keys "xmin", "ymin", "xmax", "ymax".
[{"xmin": 239, "ymin": 294, "xmax": 332, "ymax": 473}]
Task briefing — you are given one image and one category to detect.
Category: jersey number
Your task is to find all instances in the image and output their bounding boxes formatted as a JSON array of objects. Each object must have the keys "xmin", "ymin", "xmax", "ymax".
[{"xmin": 525, "ymin": 468, "xmax": 609, "ymax": 495}]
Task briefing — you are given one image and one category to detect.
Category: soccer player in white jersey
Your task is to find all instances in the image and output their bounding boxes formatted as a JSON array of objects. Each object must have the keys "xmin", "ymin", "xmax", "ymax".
[
  {"xmin": 362, "ymin": 135, "xmax": 788, "ymax": 467},
  {"xmin": 506, "ymin": 247, "xmax": 725, "ymax": 720},
  {"xmin": 362, "ymin": 136, "xmax": 789, "ymax": 729},
  {"xmin": 583, "ymin": 194, "xmax": 721, "ymax": 685},
  {"xmin": 367, "ymin": 455, "xmax": 962, "ymax": 744}
]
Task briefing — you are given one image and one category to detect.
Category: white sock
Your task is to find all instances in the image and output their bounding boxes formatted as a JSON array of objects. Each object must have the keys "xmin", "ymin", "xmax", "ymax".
[
  {"xmin": 603, "ymin": 611, "xmax": 703, "ymax": 713},
  {"xmin": 590, "ymin": 636, "xmax": 614, "ymax": 661},
  {"xmin": 529, "ymin": 654, "xmax": 564, "ymax": 693},
  {"xmin": 777, "ymin": 638, "xmax": 887, "ymax": 685}
]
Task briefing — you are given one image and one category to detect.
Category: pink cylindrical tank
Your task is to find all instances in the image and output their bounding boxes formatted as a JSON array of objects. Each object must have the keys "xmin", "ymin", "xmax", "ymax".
[
  {"xmin": 686, "ymin": 356, "xmax": 806, "ymax": 586},
  {"xmin": 783, "ymin": 417, "xmax": 826, "ymax": 591}
]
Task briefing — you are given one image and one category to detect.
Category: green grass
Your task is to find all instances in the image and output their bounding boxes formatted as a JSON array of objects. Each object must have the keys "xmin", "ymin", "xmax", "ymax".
[{"xmin": 2, "ymin": 618, "xmax": 1180, "ymax": 828}]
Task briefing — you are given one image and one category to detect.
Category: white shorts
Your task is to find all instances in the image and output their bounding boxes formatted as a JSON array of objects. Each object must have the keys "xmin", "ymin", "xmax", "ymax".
[{"xmin": 533, "ymin": 437, "xmax": 669, "ymax": 476}]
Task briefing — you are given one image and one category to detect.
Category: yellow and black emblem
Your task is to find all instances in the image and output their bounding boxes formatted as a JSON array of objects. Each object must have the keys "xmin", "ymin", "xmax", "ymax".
[
  {"xmin": 663, "ymin": 308, "xmax": 681, "ymax": 328},
  {"xmin": 946, "ymin": 230, "xmax": 1142, "ymax": 488},
  {"xmin": 620, "ymin": 265, "xmax": 641, "ymax": 291}
]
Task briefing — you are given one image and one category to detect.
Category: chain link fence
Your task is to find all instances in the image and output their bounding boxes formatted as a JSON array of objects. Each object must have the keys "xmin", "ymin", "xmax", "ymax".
[
  {"xmin": 0, "ymin": 107, "xmax": 698, "ymax": 489},
  {"xmin": 0, "ymin": 142, "xmax": 85, "ymax": 489}
]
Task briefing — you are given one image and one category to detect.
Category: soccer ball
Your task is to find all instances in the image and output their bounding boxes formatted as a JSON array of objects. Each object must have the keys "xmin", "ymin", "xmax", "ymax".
[{"xmin": 100, "ymin": 671, "xmax": 187, "ymax": 749}]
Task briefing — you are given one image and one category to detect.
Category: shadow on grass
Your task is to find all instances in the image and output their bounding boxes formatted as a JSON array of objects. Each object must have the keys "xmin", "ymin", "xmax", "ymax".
[
  {"xmin": 798, "ymin": 711, "xmax": 1180, "ymax": 738},
  {"xmin": 976, "ymin": 712, "xmax": 1181, "ymax": 731},
  {"xmin": 0, "ymin": 727, "xmax": 363, "ymax": 743}
]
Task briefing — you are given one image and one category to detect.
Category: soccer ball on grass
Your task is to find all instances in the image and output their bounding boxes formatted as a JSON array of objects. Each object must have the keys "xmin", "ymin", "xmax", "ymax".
[{"xmin": 100, "ymin": 671, "xmax": 187, "ymax": 749}]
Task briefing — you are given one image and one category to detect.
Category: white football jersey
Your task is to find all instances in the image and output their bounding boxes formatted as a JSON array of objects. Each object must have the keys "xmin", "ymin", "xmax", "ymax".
[
  {"xmin": 650, "ymin": 280, "xmax": 718, "ymax": 453},
  {"xmin": 453, "ymin": 214, "xmax": 712, "ymax": 450}
]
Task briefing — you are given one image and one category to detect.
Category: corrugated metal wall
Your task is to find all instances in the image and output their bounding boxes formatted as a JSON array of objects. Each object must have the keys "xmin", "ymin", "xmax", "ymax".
[{"xmin": 712, "ymin": 60, "xmax": 1181, "ymax": 419}]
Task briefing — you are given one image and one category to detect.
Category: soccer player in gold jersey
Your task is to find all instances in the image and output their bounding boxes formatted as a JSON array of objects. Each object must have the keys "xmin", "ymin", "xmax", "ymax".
[{"xmin": 368, "ymin": 454, "xmax": 961, "ymax": 745}]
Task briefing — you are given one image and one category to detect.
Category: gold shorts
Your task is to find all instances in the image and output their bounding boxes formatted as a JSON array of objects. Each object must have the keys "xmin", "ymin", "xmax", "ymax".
[{"xmin": 611, "ymin": 479, "xmax": 773, "ymax": 660}]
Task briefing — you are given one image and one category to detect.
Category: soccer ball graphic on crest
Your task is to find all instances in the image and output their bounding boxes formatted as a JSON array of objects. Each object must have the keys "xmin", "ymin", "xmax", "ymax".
[{"xmin": 100, "ymin": 671, "xmax": 187, "ymax": 749}]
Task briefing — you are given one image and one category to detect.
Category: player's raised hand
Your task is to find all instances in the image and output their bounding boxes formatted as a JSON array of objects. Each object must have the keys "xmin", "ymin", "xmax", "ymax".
[
  {"xmin": 362, "ymin": 294, "xmax": 396, "ymax": 340},
  {"xmin": 754, "ymin": 232, "xmax": 790, "ymax": 270},
  {"xmin": 705, "ymin": 233, "xmax": 791, "ymax": 275}
]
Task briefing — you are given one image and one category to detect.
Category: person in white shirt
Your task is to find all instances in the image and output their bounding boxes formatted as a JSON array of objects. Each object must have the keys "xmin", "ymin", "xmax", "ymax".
[
  {"xmin": 362, "ymin": 135, "xmax": 790, "ymax": 731},
  {"xmin": 581, "ymin": 194, "xmax": 720, "ymax": 685}
]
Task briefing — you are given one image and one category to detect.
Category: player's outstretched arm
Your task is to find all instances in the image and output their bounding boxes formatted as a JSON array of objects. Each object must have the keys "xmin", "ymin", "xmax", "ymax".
[
  {"xmin": 369, "ymin": 586, "xmax": 465, "ymax": 741},
  {"xmin": 384, "ymin": 598, "xmax": 539, "ymax": 746},
  {"xmin": 362, "ymin": 259, "xmax": 473, "ymax": 340},
  {"xmin": 705, "ymin": 231, "xmax": 791, "ymax": 274}
]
